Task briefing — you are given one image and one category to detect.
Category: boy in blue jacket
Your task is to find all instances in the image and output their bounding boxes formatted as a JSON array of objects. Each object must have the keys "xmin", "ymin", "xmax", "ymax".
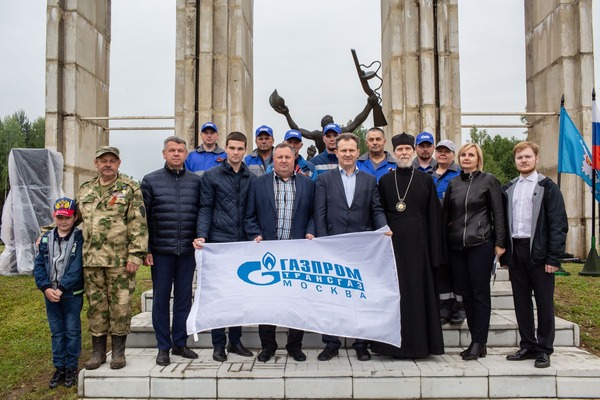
[{"xmin": 34, "ymin": 197, "xmax": 84, "ymax": 389}]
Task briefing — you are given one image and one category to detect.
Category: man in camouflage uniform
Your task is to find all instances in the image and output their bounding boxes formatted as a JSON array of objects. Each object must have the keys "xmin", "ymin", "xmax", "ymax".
[{"xmin": 77, "ymin": 146, "xmax": 147, "ymax": 370}]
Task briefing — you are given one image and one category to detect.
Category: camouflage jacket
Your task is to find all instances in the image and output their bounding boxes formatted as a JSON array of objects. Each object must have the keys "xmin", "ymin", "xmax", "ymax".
[{"xmin": 76, "ymin": 174, "xmax": 148, "ymax": 268}]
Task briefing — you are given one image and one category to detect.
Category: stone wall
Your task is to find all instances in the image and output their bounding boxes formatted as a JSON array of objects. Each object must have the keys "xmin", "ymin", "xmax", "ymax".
[
  {"xmin": 525, "ymin": 0, "xmax": 594, "ymax": 257},
  {"xmin": 380, "ymin": 0, "xmax": 461, "ymax": 144},
  {"xmin": 45, "ymin": 0, "xmax": 111, "ymax": 197},
  {"xmin": 175, "ymin": 0, "xmax": 253, "ymax": 149}
]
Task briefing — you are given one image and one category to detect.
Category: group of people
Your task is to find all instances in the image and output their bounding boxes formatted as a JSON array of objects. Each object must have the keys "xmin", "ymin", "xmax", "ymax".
[{"xmin": 32, "ymin": 119, "xmax": 568, "ymax": 390}]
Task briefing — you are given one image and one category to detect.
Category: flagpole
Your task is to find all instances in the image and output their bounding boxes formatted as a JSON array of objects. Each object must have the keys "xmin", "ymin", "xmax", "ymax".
[
  {"xmin": 558, "ymin": 95, "xmax": 564, "ymax": 190},
  {"xmin": 593, "ymin": 89, "xmax": 597, "ymax": 242},
  {"xmin": 580, "ymin": 88, "xmax": 600, "ymax": 276}
]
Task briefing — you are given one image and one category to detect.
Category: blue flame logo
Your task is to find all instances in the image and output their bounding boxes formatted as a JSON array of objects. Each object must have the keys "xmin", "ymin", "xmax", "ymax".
[
  {"xmin": 237, "ymin": 252, "xmax": 281, "ymax": 286},
  {"xmin": 262, "ymin": 252, "xmax": 276, "ymax": 271}
]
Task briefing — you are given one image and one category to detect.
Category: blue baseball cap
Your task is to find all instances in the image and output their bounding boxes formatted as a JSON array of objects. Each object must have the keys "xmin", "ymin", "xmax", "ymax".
[
  {"xmin": 255, "ymin": 125, "xmax": 273, "ymax": 137},
  {"xmin": 323, "ymin": 123, "xmax": 341, "ymax": 135},
  {"xmin": 415, "ymin": 131, "xmax": 434, "ymax": 145},
  {"xmin": 201, "ymin": 122, "xmax": 218, "ymax": 133},
  {"xmin": 54, "ymin": 197, "xmax": 77, "ymax": 217},
  {"xmin": 284, "ymin": 129, "xmax": 303, "ymax": 141}
]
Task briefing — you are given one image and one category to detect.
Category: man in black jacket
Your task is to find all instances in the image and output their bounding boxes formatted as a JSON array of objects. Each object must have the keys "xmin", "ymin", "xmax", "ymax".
[
  {"xmin": 501, "ymin": 141, "xmax": 568, "ymax": 368},
  {"xmin": 194, "ymin": 131, "xmax": 255, "ymax": 361},
  {"xmin": 141, "ymin": 136, "xmax": 202, "ymax": 366}
]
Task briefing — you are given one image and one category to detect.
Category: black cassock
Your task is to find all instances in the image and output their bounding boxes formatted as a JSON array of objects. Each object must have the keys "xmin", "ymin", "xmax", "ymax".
[{"xmin": 371, "ymin": 167, "xmax": 445, "ymax": 358}]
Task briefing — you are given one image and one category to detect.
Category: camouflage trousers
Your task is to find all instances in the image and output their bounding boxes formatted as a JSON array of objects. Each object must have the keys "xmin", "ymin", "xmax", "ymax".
[{"xmin": 83, "ymin": 266, "xmax": 136, "ymax": 336}]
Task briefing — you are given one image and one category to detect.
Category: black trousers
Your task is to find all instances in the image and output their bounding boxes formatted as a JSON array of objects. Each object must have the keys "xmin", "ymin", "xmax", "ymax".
[
  {"xmin": 449, "ymin": 240, "xmax": 495, "ymax": 343},
  {"xmin": 510, "ymin": 238, "xmax": 555, "ymax": 355},
  {"xmin": 259, "ymin": 325, "xmax": 304, "ymax": 352}
]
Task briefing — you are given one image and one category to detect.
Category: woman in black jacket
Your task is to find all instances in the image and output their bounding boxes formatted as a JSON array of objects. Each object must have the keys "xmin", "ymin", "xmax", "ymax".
[{"xmin": 444, "ymin": 143, "xmax": 506, "ymax": 360}]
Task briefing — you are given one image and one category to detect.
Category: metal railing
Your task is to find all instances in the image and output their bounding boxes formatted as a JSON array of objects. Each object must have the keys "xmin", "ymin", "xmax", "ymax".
[
  {"xmin": 81, "ymin": 111, "xmax": 559, "ymax": 131},
  {"xmin": 80, "ymin": 116, "xmax": 175, "ymax": 131},
  {"xmin": 460, "ymin": 111, "xmax": 558, "ymax": 129}
]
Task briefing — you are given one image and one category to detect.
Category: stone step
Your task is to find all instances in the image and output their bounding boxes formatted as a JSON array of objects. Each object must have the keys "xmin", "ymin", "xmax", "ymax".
[
  {"xmin": 78, "ymin": 346, "xmax": 600, "ymax": 399},
  {"xmin": 140, "ymin": 268, "xmax": 513, "ymax": 313},
  {"xmin": 128, "ymin": 309, "xmax": 580, "ymax": 349}
]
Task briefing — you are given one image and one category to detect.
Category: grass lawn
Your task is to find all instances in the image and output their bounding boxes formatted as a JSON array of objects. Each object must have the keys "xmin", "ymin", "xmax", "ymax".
[
  {"xmin": 555, "ymin": 262, "xmax": 600, "ymax": 356},
  {"xmin": 0, "ymin": 256, "xmax": 598, "ymax": 398}
]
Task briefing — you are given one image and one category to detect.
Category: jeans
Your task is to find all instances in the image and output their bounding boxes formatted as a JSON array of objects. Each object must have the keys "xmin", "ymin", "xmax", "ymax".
[{"xmin": 45, "ymin": 295, "xmax": 83, "ymax": 369}]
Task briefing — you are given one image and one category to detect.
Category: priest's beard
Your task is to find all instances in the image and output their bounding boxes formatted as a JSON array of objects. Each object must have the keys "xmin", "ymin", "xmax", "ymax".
[{"xmin": 397, "ymin": 158, "xmax": 412, "ymax": 168}]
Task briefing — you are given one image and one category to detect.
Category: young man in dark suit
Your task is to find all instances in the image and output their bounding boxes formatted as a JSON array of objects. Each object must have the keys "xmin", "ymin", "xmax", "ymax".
[
  {"xmin": 502, "ymin": 141, "xmax": 568, "ymax": 368},
  {"xmin": 245, "ymin": 142, "xmax": 316, "ymax": 362},
  {"xmin": 313, "ymin": 133, "xmax": 389, "ymax": 361}
]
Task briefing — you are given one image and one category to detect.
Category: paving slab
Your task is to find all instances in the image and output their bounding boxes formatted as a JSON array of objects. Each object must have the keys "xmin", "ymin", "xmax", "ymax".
[{"xmin": 78, "ymin": 346, "xmax": 600, "ymax": 399}]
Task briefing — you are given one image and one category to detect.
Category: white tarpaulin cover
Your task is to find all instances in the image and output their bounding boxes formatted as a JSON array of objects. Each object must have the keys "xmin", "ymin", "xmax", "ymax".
[
  {"xmin": 0, "ymin": 148, "xmax": 64, "ymax": 275},
  {"xmin": 187, "ymin": 228, "xmax": 401, "ymax": 347}
]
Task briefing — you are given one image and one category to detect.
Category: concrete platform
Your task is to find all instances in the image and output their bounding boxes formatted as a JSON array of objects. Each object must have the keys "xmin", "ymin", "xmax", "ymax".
[
  {"xmin": 128, "ymin": 310, "xmax": 580, "ymax": 350},
  {"xmin": 78, "ymin": 346, "xmax": 600, "ymax": 399},
  {"xmin": 81, "ymin": 267, "xmax": 595, "ymax": 399}
]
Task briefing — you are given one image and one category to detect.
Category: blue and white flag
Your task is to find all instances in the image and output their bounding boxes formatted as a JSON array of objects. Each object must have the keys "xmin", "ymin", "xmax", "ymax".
[
  {"xmin": 187, "ymin": 228, "xmax": 401, "ymax": 347},
  {"xmin": 558, "ymin": 106, "xmax": 600, "ymax": 201}
]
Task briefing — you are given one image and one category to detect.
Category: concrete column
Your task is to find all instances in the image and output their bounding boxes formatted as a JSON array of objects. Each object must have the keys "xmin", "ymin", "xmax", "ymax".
[
  {"xmin": 380, "ymin": 0, "xmax": 461, "ymax": 144},
  {"xmin": 46, "ymin": 0, "xmax": 111, "ymax": 198},
  {"xmin": 525, "ymin": 0, "xmax": 594, "ymax": 258},
  {"xmin": 175, "ymin": 0, "xmax": 253, "ymax": 148}
]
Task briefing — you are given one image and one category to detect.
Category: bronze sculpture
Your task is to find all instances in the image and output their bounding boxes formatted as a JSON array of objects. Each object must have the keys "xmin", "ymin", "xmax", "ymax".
[
  {"xmin": 269, "ymin": 90, "xmax": 379, "ymax": 154},
  {"xmin": 269, "ymin": 50, "xmax": 387, "ymax": 154}
]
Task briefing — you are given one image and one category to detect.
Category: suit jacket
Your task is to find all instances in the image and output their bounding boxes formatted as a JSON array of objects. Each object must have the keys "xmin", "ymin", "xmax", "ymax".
[
  {"xmin": 314, "ymin": 168, "xmax": 387, "ymax": 237},
  {"xmin": 245, "ymin": 172, "xmax": 315, "ymax": 240}
]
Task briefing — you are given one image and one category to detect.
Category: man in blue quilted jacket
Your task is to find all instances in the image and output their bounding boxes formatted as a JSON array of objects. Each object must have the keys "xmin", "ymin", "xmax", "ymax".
[
  {"xmin": 194, "ymin": 131, "xmax": 256, "ymax": 362},
  {"xmin": 141, "ymin": 136, "xmax": 202, "ymax": 366}
]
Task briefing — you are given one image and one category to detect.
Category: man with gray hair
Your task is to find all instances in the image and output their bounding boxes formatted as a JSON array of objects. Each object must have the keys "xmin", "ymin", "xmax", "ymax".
[{"xmin": 141, "ymin": 136, "xmax": 202, "ymax": 366}]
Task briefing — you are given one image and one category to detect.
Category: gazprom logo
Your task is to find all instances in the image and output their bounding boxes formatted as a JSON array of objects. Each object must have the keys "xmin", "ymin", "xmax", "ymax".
[
  {"xmin": 237, "ymin": 252, "xmax": 281, "ymax": 286},
  {"xmin": 237, "ymin": 252, "xmax": 366, "ymax": 298}
]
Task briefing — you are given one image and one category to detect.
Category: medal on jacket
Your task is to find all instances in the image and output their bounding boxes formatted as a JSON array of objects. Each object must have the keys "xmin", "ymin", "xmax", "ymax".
[{"xmin": 394, "ymin": 168, "xmax": 414, "ymax": 213}]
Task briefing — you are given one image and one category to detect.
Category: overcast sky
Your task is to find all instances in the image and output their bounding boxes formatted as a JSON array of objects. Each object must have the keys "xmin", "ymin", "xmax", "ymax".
[{"xmin": 0, "ymin": 0, "xmax": 599, "ymax": 180}]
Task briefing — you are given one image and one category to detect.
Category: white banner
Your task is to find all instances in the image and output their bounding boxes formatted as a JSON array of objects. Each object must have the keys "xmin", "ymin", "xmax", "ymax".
[{"xmin": 187, "ymin": 227, "xmax": 401, "ymax": 347}]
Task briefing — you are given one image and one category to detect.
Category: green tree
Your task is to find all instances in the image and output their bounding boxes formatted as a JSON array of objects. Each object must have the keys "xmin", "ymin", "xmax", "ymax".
[
  {"xmin": 347, "ymin": 119, "xmax": 368, "ymax": 155},
  {"xmin": 28, "ymin": 117, "xmax": 46, "ymax": 148},
  {"xmin": 468, "ymin": 126, "xmax": 522, "ymax": 185},
  {"xmin": 0, "ymin": 111, "xmax": 45, "ymax": 216}
]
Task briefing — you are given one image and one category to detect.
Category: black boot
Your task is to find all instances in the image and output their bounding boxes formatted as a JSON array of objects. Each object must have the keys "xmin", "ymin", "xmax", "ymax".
[
  {"xmin": 49, "ymin": 368, "xmax": 65, "ymax": 389},
  {"xmin": 439, "ymin": 299, "xmax": 453, "ymax": 325},
  {"xmin": 462, "ymin": 342, "xmax": 486, "ymax": 360},
  {"xmin": 459, "ymin": 342, "xmax": 474, "ymax": 358},
  {"xmin": 110, "ymin": 335, "xmax": 127, "ymax": 369},
  {"xmin": 85, "ymin": 335, "xmax": 107, "ymax": 370},
  {"xmin": 451, "ymin": 301, "xmax": 466, "ymax": 325},
  {"xmin": 64, "ymin": 367, "xmax": 78, "ymax": 388}
]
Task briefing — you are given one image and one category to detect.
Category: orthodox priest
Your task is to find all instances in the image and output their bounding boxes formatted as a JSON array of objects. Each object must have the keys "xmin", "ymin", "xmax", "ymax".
[{"xmin": 372, "ymin": 133, "xmax": 445, "ymax": 358}]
